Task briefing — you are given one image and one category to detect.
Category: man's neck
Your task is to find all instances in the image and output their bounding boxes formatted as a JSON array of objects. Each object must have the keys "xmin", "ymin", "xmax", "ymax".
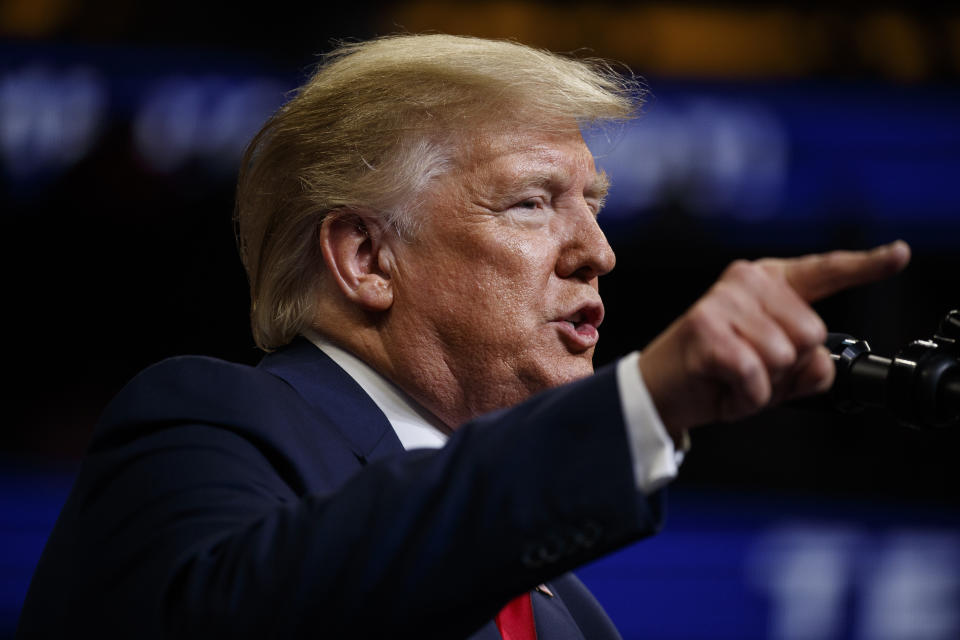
[{"xmin": 301, "ymin": 329, "xmax": 451, "ymax": 448}]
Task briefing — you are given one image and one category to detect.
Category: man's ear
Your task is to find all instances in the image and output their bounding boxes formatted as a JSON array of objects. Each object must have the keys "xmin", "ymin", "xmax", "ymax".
[{"xmin": 319, "ymin": 211, "xmax": 395, "ymax": 312}]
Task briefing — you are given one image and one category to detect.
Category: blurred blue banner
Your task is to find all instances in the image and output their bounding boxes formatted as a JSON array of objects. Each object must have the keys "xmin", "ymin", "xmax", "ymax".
[
  {"xmin": 586, "ymin": 81, "xmax": 960, "ymax": 245},
  {"xmin": 3, "ymin": 42, "xmax": 959, "ymax": 249},
  {"xmin": 581, "ymin": 490, "xmax": 960, "ymax": 640}
]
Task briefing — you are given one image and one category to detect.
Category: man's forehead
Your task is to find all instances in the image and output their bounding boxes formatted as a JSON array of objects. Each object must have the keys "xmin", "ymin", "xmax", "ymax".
[
  {"xmin": 466, "ymin": 121, "xmax": 585, "ymax": 157},
  {"xmin": 459, "ymin": 124, "xmax": 605, "ymax": 193}
]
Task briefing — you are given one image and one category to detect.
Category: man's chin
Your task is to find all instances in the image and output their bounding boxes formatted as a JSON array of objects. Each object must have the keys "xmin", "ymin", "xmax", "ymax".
[{"xmin": 542, "ymin": 356, "xmax": 595, "ymax": 389}]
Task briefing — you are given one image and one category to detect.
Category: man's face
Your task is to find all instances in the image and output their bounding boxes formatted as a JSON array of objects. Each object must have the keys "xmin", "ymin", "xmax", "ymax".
[{"xmin": 383, "ymin": 123, "xmax": 616, "ymax": 426}]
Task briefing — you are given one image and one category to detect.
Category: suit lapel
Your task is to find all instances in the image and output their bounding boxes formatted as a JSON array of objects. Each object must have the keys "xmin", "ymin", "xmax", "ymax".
[
  {"xmin": 532, "ymin": 584, "xmax": 588, "ymax": 640},
  {"xmin": 258, "ymin": 337, "xmax": 404, "ymax": 464}
]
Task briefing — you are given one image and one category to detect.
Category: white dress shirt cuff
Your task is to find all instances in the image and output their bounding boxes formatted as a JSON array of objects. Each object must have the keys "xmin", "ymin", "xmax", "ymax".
[{"xmin": 616, "ymin": 351, "xmax": 688, "ymax": 494}]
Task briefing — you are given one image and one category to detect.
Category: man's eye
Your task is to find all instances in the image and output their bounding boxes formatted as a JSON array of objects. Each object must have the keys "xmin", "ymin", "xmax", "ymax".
[{"xmin": 514, "ymin": 199, "xmax": 541, "ymax": 210}]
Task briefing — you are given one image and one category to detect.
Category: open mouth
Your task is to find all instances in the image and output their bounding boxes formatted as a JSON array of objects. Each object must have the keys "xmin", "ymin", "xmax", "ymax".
[
  {"xmin": 554, "ymin": 303, "xmax": 604, "ymax": 350},
  {"xmin": 564, "ymin": 310, "xmax": 587, "ymax": 328}
]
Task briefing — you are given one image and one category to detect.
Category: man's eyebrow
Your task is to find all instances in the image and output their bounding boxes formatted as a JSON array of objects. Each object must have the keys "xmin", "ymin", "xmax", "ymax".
[
  {"xmin": 484, "ymin": 174, "xmax": 556, "ymax": 203},
  {"xmin": 586, "ymin": 171, "xmax": 610, "ymax": 201},
  {"xmin": 500, "ymin": 170, "xmax": 610, "ymax": 198}
]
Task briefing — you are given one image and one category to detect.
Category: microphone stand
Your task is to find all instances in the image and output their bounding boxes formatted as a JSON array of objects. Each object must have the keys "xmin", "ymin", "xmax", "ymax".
[{"xmin": 825, "ymin": 309, "xmax": 960, "ymax": 430}]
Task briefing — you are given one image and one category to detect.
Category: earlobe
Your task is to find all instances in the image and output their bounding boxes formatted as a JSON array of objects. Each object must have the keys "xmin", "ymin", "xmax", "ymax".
[{"xmin": 319, "ymin": 211, "xmax": 394, "ymax": 312}]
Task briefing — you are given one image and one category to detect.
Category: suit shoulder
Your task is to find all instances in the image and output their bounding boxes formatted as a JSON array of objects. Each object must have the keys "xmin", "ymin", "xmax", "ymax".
[{"xmin": 92, "ymin": 355, "xmax": 304, "ymax": 448}]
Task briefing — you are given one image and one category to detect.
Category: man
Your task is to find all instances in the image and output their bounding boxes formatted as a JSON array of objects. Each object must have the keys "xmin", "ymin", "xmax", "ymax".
[{"xmin": 18, "ymin": 34, "xmax": 910, "ymax": 639}]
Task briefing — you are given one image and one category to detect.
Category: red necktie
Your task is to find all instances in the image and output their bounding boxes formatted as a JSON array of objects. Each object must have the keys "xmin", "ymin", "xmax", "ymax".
[{"xmin": 495, "ymin": 593, "xmax": 537, "ymax": 640}]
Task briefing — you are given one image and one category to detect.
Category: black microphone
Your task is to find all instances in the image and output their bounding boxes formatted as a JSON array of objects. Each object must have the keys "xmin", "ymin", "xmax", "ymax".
[{"xmin": 825, "ymin": 310, "xmax": 960, "ymax": 430}]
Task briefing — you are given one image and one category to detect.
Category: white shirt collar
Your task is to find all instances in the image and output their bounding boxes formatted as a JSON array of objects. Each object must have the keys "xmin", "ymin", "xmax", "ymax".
[{"xmin": 301, "ymin": 330, "xmax": 449, "ymax": 450}]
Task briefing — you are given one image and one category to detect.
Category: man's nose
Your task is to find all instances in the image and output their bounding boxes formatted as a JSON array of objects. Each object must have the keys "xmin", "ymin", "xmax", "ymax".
[{"xmin": 555, "ymin": 209, "xmax": 617, "ymax": 281}]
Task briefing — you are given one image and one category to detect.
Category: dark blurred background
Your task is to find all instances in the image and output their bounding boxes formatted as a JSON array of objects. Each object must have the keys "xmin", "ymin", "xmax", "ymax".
[{"xmin": 2, "ymin": 2, "xmax": 959, "ymax": 639}]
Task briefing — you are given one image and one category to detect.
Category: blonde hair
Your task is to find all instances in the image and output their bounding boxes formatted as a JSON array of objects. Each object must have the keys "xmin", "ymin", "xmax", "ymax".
[{"xmin": 235, "ymin": 33, "xmax": 642, "ymax": 351}]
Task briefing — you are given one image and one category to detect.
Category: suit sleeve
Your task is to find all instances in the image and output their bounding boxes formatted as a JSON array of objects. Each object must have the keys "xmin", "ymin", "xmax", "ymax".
[{"xmin": 17, "ymin": 361, "xmax": 663, "ymax": 640}]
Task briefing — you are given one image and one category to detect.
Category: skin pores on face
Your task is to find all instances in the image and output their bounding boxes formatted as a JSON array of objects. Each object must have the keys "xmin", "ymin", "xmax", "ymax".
[{"xmin": 377, "ymin": 123, "xmax": 617, "ymax": 428}]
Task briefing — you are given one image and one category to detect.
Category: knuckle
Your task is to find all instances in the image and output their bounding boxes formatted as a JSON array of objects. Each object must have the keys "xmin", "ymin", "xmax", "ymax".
[
  {"xmin": 704, "ymin": 279, "xmax": 749, "ymax": 318},
  {"xmin": 770, "ymin": 338, "xmax": 798, "ymax": 370},
  {"xmin": 749, "ymin": 385, "xmax": 773, "ymax": 408},
  {"xmin": 684, "ymin": 300, "xmax": 717, "ymax": 336},
  {"xmin": 809, "ymin": 316, "xmax": 828, "ymax": 345},
  {"xmin": 734, "ymin": 351, "xmax": 763, "ymax": 384},
  {"xmin": 731, "ymin": 352, "xmax": 772, "ymax": 407},
  {"xmin": 723, "ymin": 259, "xmax": 758, "ymax": 283},
  {"xmin": 705, "ymin": 341, "xmax": 757, "ymax": 382},
  {"xmin": 796, "ymin": 313, "xmax": 828, "ymax": 349}
]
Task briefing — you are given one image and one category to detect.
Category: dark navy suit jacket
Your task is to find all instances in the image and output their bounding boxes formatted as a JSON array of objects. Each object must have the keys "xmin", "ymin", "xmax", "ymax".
[{"xmin": 18, "ymin": 338, "xmax": 663, "ymax": 638}]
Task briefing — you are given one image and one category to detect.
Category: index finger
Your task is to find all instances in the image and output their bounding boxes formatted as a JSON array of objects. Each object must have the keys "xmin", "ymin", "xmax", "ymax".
[{"xmin": 761, "ymin": 240, "xmax": 911, "ymax": 302}]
